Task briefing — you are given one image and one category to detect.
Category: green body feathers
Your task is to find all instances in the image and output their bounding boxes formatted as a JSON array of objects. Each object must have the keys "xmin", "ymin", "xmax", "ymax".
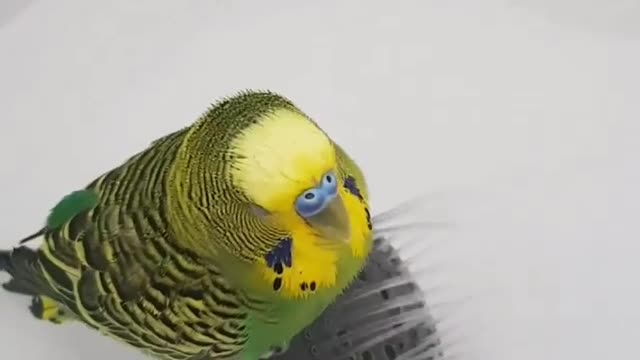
[
  {"xmin": 0, "ymin": 91, "xmax": 373, "ymax": 360},
  {"xmin": 46, "ymin": 190, "xmax": 100, "ymax": 229}
]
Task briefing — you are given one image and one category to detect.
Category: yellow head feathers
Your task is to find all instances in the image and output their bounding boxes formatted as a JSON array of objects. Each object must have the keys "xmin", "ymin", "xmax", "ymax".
[{"xmin": 229, "ymin": 107, "xmax": 336, "ymax": 213}]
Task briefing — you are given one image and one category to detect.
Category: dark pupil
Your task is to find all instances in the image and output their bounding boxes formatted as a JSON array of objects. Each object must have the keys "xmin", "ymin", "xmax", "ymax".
[
  {"xmin": 304, "ymin": 192, "xmax": 315, "ymax": 200},
  {"xmin": 326, "ymin": 175, "xmax": 332, "ymax": 183}
]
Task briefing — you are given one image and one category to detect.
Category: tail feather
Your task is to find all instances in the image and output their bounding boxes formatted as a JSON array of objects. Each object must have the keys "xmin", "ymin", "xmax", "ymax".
[
  {"xmin": 0, "ymin": 249, "xmax": 10, "ymax": 272},
  {"xmin": 1, "ymin": 246, "xmax": 75, "ymax": 324},
  {"xmin": 0, "ymin": 246, "xmax": 46, "ymax": 296}
]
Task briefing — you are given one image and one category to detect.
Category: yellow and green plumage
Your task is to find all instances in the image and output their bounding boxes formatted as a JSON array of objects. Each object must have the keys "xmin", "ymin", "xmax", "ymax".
[{"xmin": 0, "ymin": 91, "xmax": 373, "ymax": 359}]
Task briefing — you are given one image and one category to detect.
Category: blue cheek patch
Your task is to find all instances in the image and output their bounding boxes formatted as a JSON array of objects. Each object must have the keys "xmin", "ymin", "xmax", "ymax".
[
  {"xmin": 343, "ymin": 175, "xmax": 363, "ymax": 200},
  {"xmin": 264, "ymin": 237, "xmax": 293, "ymax": 275},
  {"xmin": 344, "ymin": 175, "xmax": 372, "ymax": 231}
]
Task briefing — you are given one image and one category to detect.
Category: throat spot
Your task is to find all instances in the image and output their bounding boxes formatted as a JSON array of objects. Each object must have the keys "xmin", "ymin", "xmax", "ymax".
[{"xmin": 262, "ymin": 236, "xmax": 336, "ymax": 297}]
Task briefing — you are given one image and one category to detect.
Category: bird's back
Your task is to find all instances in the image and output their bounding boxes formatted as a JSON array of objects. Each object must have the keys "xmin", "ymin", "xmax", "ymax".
[{"xmin": 1, "ymin": 129, "xmax": 249, "ymax": 359}]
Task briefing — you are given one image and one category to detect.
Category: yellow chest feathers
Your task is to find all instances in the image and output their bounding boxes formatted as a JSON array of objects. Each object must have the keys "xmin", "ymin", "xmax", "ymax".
[{"xmin": 256, "ymin": 188, "xmax": 373, "ymax": 299}]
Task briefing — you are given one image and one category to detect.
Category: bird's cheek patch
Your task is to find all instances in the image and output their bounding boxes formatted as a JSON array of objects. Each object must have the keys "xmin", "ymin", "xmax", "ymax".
[
  {"xmin": 264, "ymin": 237, "xmax": 293, "ymax": 273},
  {"xmin": 264, "ymin": 237, "xmax": 293, "ymax": 292},
  {"xmin": 343, "ymin": 175, "xmax": 364, "ymax": 200},
  {"xmin": 343, "ymin": 175, "xmax": 371, "ymax": 230},
  {"xmin": 341, "ymin": 175, "xmax": 373, "ymax": 257}
]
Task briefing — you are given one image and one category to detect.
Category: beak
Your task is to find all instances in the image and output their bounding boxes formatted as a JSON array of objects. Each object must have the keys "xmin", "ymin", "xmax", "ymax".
[{"xmin": 307, "ymin": 194, "xmax": 351, "ymax": 243}]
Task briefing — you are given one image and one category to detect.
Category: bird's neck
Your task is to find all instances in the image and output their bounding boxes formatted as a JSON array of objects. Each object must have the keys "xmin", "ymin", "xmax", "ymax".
[
  {"xmin": 163, "ymin": 126, "xmax": 226, "ymax": 258},
  {"xmin": 164, "ymin": 125, "xmax": 283, "ymax": 263}
]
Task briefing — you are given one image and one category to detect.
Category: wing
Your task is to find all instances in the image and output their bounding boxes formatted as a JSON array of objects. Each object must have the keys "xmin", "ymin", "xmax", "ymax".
[{"xmin": 3, "ymin": 131, "xmax": 249, "ymax": 360}]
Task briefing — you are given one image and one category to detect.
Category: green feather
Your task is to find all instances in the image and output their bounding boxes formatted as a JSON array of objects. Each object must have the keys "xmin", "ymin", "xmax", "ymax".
[
  {"xmin": 46, "ymin": 190, "xmax": 99, "ymax": 229},
  {"xmin": 17, "ymin": 189, "xmax": 99, "ymax": 245}
]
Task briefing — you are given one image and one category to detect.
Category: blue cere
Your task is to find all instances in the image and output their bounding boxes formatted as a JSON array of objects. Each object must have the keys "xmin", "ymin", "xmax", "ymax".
[
  {"xmin": 320, "ymin": 171, "xmax": 338, "ymax": 196},
  {"xmin": 295, "ymin": 171, "xmax": 338, "ymax": 218}
]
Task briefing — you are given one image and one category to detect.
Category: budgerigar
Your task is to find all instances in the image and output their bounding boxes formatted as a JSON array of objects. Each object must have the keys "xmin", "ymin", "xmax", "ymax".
[{"xmin": 0, "ymin": 90, "xmax": 374, "ymax": 360}]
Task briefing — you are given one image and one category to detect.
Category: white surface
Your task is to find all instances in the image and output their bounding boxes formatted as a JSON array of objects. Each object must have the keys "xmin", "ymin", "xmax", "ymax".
[{"xmin": 0, "ymin": 0, "xmax": 639, "ymax": 359}]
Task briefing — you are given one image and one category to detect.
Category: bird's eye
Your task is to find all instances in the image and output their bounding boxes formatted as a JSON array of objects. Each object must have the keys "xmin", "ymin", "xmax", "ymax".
[
  {"xmin": 321, "ymin": 171, "xmax": 338, "ymax": 196},
  {"xmin": 295, "ymin": 189, "xmax": 326, "ymax": 218}
]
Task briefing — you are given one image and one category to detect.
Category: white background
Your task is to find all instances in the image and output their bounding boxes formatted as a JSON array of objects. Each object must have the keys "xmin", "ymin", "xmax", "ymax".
[{"xmin": 0, "ymin": 1, "xmax": 638, "ymax": 359}]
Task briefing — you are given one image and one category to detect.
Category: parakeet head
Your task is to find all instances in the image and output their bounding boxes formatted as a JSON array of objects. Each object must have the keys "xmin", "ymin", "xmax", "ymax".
[
  {"xmin": 174, "ymin": 90, "xmax": 373, "ymax": 298},
  {"xmin": 229, "ymin": 104, "xmax": 353, "ymax": 245}
]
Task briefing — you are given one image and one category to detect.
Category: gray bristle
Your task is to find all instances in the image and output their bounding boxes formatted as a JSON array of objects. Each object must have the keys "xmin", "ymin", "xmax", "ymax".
[{"xmin": 270, "ymin": 236, "xmax": 446, "ymax": 360}]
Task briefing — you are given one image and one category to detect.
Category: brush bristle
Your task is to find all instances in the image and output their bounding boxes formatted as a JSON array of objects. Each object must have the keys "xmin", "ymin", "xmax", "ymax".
[{"xmin": 270, "ymin": 236, "xmax": 445, "ymax": 360}]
